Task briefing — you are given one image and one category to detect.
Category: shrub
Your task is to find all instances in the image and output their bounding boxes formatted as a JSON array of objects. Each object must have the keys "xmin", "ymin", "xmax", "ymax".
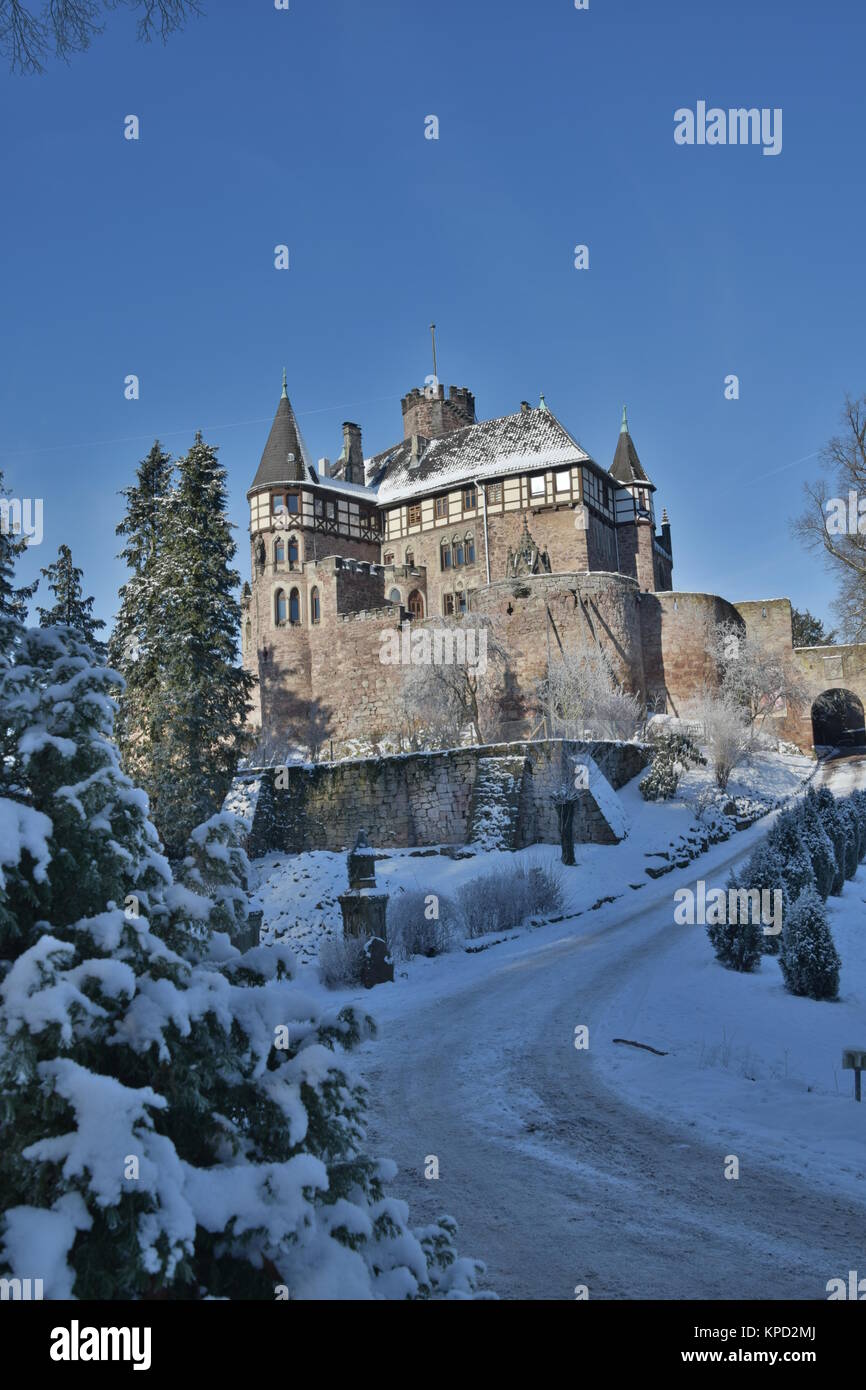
[
  {"xmin": 848, "ymin": 791, "xmax": 866, "ymax": 861},
  {"xmin": 318, "ymin": 933, "xmax": 367, "ymax": 987},
  {"xmin": 812, "ymin": 786, "xmax": 847, "ymax": 895},
  {"xmin": 778, "ymin": 885, "xmax": 841, "ymax": 1000},
  {"xmin": 698, "ymin": 694, "xmax": 752, "ymax": 791},
  {"xmin": 838, "ymin": 801, "xmax": 860, "ymax": 881},
  {"xmin": 738, "ymin": 838, "xmax": 788, "ymax": 955},
  {"xmin": 639, "ymin": 731, "xmax": 706, "ymax": 802},
  {"xmin": 706, "ymin": 872, "xmax": 763, "ymax": 971},
  {"xmin": 387, "ymin": 888, "xmax": 464, "ymax": 961},
  {"xmin": 457, "ymin": 860, "xmax": 564, "ymax": 938},
  {"xmin": 799, "ymin": 793, "xmax": 837, "ymax": 899}
]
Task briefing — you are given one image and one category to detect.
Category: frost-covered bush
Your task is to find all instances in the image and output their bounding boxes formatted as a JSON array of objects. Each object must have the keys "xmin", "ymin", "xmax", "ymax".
[
  {"xmin": 387, "ymin": 888, "xmax": 464, "ymax": 961},
  {"xmin": 812, "ymin": 786, "xmax": 847, "ymax": 895},
  {"xmin": 457, "ymin": 861, "xmax": 563, "ymax": 938},
  {"xmin": 736, "ymin": 838, "xmax": 788, "ymax": 956},
  {"xmin": 177, "ymin": 811, "xmax": 252, "ymax": 944},
  {"xmin": 318, "ymin": 932, "xmax": 368, "ymax": 987},
  {"xmin": 698, "ymin": 694, "xmax": 752, "ymax": 792},
  {"xmin": 706, "ymin": 873, "xmax": 763, "ymax": 972},
  {"xmin": 798, "ymin": 792, "xmax": 838, "ymax": 900},
  {"xmin": 778, "ymin": 885, "xmax": 841, "ymax": 1000},
  {"xmin": 639, "ymin": 731, "xmax": 706, "ymax": 802},
  {"xmin": 0, "ymin": 623, "xmax": 490, "ymax": 1300},
  {"xmin": 836, "ymin": 799, "xmax": 860, "ymax": 881}
]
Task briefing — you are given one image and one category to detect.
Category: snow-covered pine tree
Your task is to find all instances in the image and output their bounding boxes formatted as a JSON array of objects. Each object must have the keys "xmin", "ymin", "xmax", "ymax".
[
  {"xmin": 812, "ymin": 786, "xmax": 847, "ymax": 895},
  {"xmin": 177, "ymin": 811, "xmax": 251, "ymax": 944},
  {"xmin": 837, "ymin": 799, "xmax": 860, "ymax": 880},
  {"xmin": 799, "ymin": 790, "xmax": 838, "ymax": 900},
  {"xmin": 0, "ymin": 623, "xmax": 486, "ymax": 1299},
  {"xmin": 778, "ymin": 885, "xmax": 841, "ymax": 1000},
  {"xmin": 706, "ymin": 873, "xmax": 763, "ymax": 972},
  {"xmin": 767, "ymin": 808, "xmax": 817, "ymax": 918},
  {"xmin": 847, "ymin": 791, "xmax": 866, "ymax": 861},
  {"xmin": 145, "ymin": 434, "xmax": 255, "ymax": 857},
  {"xmin": 109, "ymin": 442, "xmax": 174, "ymax": 796},
  {"xmin": 37, "ymin": 545, "xmax": 106, "ymax": 657},
  {"xmin": 736, "ymin": 838, "xmax": 788, "ymax": 955}
]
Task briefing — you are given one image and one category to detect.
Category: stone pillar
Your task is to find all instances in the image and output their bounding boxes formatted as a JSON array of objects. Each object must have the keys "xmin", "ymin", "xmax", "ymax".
[{"xmin": 338, "ymin": 831, "xmax": 393, "ymax": 987}]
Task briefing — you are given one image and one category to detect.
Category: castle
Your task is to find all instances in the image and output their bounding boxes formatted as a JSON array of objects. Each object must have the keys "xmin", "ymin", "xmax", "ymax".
[{"xmin": 241, "ymin": 373, "xmax": 866, "ymax": 757}]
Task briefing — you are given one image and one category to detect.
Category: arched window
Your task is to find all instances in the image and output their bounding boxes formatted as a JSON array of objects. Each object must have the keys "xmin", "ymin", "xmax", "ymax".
[
  {"xmin": 465, "ymin": 534, "xmax": 476, "ymax": 564},
  {"xmin": 289, "ymin": 589, "xmax": 301, "ymax": 625},
  {"xmin": 455, "ymin": 539, "xmax": 465, "ymax": 567},
  {"xmin": 407, "ymin": 590, "xmax": 424, "ymax": 620},
  {"xmin": 275, "ymin": 589, "xmax": 287, "ymax": 625},
  {"xmin": 288, "ymin": 537, "xmax": 299, "ymax": 569},
  {"xmin": 383, "ymin": 551, "xmax": 395, "ymax": 565},
  {"xmin": 244, "ymin": 620, "xmax": 252, "ymax": 649},
  {"xmin": 405, "ymin": 549, "xmax": 415, "ymax": 567},
  {"xmin": 389, "ymin": 588, "xmax": 402, "ymax": 604},
  {"xmin": 440, "ymin": 541, "xmax": 452, "ymax": 570},
  {"xmin": 311, "ymin": 587, "xmax": 320, "ymax": 624},
  {"xmin": 274, "ymin": 539, "xmax": 285, "ymax": 566}
]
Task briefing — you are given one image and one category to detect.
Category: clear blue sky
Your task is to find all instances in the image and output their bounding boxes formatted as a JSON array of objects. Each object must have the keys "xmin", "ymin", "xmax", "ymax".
[{"xmin": 1, "ymin": 0, "xmax": 863, "ymax": 633}]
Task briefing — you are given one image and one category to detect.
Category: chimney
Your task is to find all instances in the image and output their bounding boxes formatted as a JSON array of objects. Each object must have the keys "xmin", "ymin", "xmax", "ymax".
[
  {"xmin": 340, "ymin": 423, "xmax": 364, "ymax": 485},
  {"xmin": 520, "ymin": 401, "xmax": 531, "ymax": 413},
  {"xmin": 318, "ymin": 457, "xmax": 331, "ymax": 478}
]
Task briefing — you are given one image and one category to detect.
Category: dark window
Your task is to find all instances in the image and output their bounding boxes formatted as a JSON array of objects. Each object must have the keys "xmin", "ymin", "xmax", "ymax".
[
  {"xmin": 383, "ymin": 551, "xmax": 395, "ymax": 565},
  {"xmin": 289, "ymin": 589, "xmax": 301, "ymax": 624},
  {"xmin": 408, "ymin": 590, "xmax": 424, "ymax": 619},
  {"xmin": 435, "ymin": 496, "xmax": 448, "ymax": 519},
  {"xmin": 463, "ymin": 487, "xmax": 476, "ymax": 510},
  {"xmin": 272, "ymin": 494, "xmax": 286, "ymax": 514},
  {"xmin": 405, "ymin": 549, "xmax": 415, "ymax": 567},
  {"xmin": 456, "ymin": 591, "xmax": 467, "ymax": 613},
  {"xmin": 311, "ymin": 587, "xmax": 320, "ymax": 624},
  {"xmin": 441, "ymin": 542, "xmax": 452, "ymax": 570},
  {"xmin": 488, "ymin": 482, "xmax": 502, "ymax": 504},
  {"xmin": 274, "ymin": 540, "xmax": 285, "ymax": 566},
  {"xmin": 287, "ymin": 493, "xmax": 299, "ymax": 515},
  {"xmin": 443, "ymin": 593, "xmax": 455, "ymax": 616},
  {"xmin": 288, "ymin": 537, "xmax": 299, "ymax": 569},
  {"xmin": 275, "ymin": 590, "xmax": 287, "ymax": 625},
  {"xmin": 466, "ymin": 536, "xmax": 476, "ymax": 564},
  {"xmin": 455, "ymin": 542, "xmax": 465, "ymax": 567},
  {"xmin": 407, "ymin": 504, "xmax": 421, "ymax": 527}
]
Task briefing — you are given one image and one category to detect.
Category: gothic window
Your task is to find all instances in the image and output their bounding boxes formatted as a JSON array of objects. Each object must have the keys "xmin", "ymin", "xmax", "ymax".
[
  {"xmin": 465, "ymin": 534, "xmax": 475, "ymax": 564},
  {"xmin": 288, "ymin": 537, "xmax": 299, "ymax": 569},
  {"xmin": 456, "ymin": 590, "xmax": 467, "ymax": 613},
  {"xmin": 311, "ymin": 587, "xmax": 320, "ymax": 624},
  {"xmin": 435, "ymin": 496, "xmax": 448, "ymax": 519},
  {"xmin": 405, "ymin": 548, "xmax": 415, "ymax": 567},
  {"xmin": 383, "ymin": 551, "xmax": 395, "ymax": 565},
  {"xmin": 407, "ymin": 590, "xmax": 424, "ymax": 620},
  {"xmin": 275, "ymin": 589, "xmax": 287, "ymax": 625},
  {"xmin": 530, "ymin": 474, "xmax": 546, "ymax": 498},
  {"xmin": 440, "ymin": 541, "xmax": 452, "ymax": 570},
  {"xmin": 389, "ymin": 588, "xmax": 402, "ymax": 604},
  {"xmin": 289, "ymin": 589, "xmax": 301, "ymax": 625},
  {"xmin": 463, "ymin": 487, "xmax": 476, "ymax": 510},
  {"xmin": 287, "ymin": 492, "xmax": 299, "ymax": 515},
  {"xmin": 274, "ymin": 539, "xmax": 285, "ymax": 567},
  {"xmin": 455, "ymin": 540, "xmax": 465, "ymax": 567},
  {"xmin": 244, "ymin": 620, "xmax": 252, "ymax": 649},
  {"xmin": 407, "ymin": 504, "xmax": 421, "ymax": 527},
  {"xmin": 443, "ymin": 594, "xmax": 455, "ymax": 616}
]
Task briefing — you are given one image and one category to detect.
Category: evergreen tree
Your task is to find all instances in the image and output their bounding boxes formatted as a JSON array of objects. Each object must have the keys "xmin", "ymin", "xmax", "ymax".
[
  {"xmin": 37, "ymin": 544, "xmax": 106, "ymax": 656},
  {"xmin": 109, "ymin": 442, "xmax": 174, "ymax": 796},
  {"xmin": 0, "ymin": 623, "xmax": 487, "ymax": 1299},
  {"xmin": 737, "ymin": 838, "xmax": 789, "ymax": 956},
  {"xmin": 767, "ymin": 808, "xmax": 818, "ymax": 934},
  {"xmin": 799, "ymin": 792, "xmax": 837, "ymax": 899},
  {"xmin": 778, "ymin": 885, "xmax": 841, "ymax": 1000},
  {"xmin": 791, "ymin": 608, "xmax": 837, "ymax": 648},
  {"xmin": 145, "ymin": 434, "xmax": 254, "ymax": 856},
  {"xmin": 813, "ymin": 786, "xmax": 847, "ymax": 895},
  {"xmin": 837, "ymin": 799, "xmax": 860, "ymax": 880},
  {"xmin": 706, "ymin": 873, "xmax": 763, "ymax": 972}
]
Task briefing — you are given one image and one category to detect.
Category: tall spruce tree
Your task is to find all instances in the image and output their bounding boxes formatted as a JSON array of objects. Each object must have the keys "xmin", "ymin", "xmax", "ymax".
[
  {"xmin": 146, "ymin": 434, "xmax": 254, "ymax": 857},
  {"xmin": 37, "ymin": 544, "xmax": 106, "ymax": 657},
  {"xmin": 109, "ymin": 442, "xmax": 174, "ymax": 794}
]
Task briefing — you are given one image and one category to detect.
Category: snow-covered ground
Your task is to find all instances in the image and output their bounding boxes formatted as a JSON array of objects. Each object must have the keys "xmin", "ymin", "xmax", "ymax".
[{"xmin": 250, "ymin": 747, "xmax": 813, "ymax": 966}]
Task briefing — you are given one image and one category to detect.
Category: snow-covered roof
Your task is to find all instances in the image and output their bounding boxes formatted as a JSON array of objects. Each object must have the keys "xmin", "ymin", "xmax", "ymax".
[{"xmin": 368, "ymin": 405, "xmax": 599, "ymax": 505}]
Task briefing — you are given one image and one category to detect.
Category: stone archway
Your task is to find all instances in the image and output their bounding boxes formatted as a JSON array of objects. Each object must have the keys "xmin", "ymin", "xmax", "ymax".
[{"xmin": 811, "ymin": 688, "xmax": 866, "ymax": 750}]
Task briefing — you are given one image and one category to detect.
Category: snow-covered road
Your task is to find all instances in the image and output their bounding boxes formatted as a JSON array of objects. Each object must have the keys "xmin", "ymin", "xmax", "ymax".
[{"xmin": 359, "ymin": 757, "xmax": 866, "ymax": 1300}]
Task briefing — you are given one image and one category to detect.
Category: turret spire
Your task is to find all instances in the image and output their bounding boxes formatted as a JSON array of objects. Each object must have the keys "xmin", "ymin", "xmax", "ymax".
[
  {"xmin": 281, "ymin": 368, "xmax": 288, "ymax": 400},
  {"xmin": 621, "ymin": 404, "xmax": 629, "ymax": 435}
]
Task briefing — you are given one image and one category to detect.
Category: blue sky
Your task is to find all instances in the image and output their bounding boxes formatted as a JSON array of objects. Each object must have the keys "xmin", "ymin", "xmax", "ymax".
[{"xmin": 1, "ymin": 0, "xmax": 863, "ymax": 632}]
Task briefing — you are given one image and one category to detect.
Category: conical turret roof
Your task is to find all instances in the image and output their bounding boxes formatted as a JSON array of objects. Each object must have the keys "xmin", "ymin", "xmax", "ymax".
[
  {"xmin": 250, "ymin": 372, "xmax": 311, "ymax": 490},
  {"xmin": 610, "ymin": 405, "xmax": 652, "ymax": 488}
]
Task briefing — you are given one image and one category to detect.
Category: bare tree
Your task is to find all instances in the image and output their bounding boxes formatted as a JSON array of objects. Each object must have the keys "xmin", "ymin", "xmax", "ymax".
[
  {"xmin": 793, "ymin": 393, "xmax": 866, "ymax": 642},
  {"xmin": 1, "ymin": 0, "xmax": 202, "ymax": 74},
  {"xmin": 707, "ymin": 620, "xmax": 808, "ymax": 734},
  {"xmin": 395, "ymin": 616, "xmax": 508, "ymax": 749},
  {"xmin": 697, "ymin": 691, "xmax": 752, "ymax": 791},
  {"xmin": 537, "ymin": 644, "xmax": 644, "ymax": 742}
]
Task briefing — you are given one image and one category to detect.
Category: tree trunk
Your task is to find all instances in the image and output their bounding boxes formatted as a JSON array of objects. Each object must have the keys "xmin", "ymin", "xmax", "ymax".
[{"xmin": 557, "ymin": 801, "xmax": 576, "ymax": 866}]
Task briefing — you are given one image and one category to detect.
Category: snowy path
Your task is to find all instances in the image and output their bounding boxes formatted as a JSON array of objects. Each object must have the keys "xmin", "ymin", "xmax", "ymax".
[{"xmin": 359, "ymin": 758, "xmax": 866, "ymax": 1300}]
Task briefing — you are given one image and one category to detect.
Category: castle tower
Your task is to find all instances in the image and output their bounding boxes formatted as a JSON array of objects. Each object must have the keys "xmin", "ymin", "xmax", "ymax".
[{"xmin": 610, "ymin": 407, "xmax": 673, "ymax": 592}]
